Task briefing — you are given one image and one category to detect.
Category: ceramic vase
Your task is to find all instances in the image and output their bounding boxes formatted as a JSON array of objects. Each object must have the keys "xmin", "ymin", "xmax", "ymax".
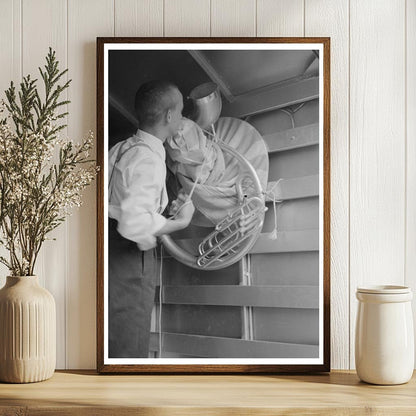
[
  {"xmin": 0, "ymin": 276, "xmax": 56, "ymax": 383},
  {"xmin": 355, "ymin": 285, "xmax": 414, "ymax": 385}
]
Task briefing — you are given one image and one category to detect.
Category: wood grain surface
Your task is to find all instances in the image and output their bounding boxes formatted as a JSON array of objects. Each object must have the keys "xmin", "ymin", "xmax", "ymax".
[
  {"xmin": 406, "ymin": 0, "xmax": 416, "ymax": 367},
  {"xmin": 0, "ymin": 371, "xmax": 415, "ymax": 415},
  {"xmin": 257, "ymin": 0, "xmax": 304, "ymax": 37},
  {"xmin": 211, "ymin": 0, "xmax": 256, "ymax": 37},
  {"xmin": 22, "ymin": 0, "xmax": 68, "ymax": 369},
  {"xmin": 67, "ymin": 0, "xmax": 114, "ymax": 370},
  {"xmin": 305, "ymin": 0, "xmax": 350, "ymax": 372},
  {"xmin": 349, "ymin": 0, "xmax": 406, "ymax": 369}
]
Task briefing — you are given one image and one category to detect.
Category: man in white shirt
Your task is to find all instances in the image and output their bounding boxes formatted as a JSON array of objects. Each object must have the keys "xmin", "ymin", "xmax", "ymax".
[{"xmin": 108, "ymin": 80, "xmax": 195, "ymax": 358}]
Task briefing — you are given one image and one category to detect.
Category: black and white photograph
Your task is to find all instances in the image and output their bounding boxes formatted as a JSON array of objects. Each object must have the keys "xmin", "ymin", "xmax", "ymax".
[{"xmin": 97, "ymin": 38, "xmax": 330, "ymax": 373}]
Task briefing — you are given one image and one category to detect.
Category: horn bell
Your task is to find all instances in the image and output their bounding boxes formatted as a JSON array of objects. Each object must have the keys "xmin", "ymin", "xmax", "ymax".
[{"xmin": 189, "ymin": 82, "xmax": 222, "ymax": 130}]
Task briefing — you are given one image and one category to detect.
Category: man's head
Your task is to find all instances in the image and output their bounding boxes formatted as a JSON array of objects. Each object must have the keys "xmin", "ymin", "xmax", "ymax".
[{"xmin": 134, "ymin": 80, "xmax": 184, "ymax": 140}]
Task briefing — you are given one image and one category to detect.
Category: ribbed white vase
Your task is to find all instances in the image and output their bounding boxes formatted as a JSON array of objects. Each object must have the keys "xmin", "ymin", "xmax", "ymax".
[{"xmin": 0, "ymin": 276, "xmax": 56, "ymax": 383}]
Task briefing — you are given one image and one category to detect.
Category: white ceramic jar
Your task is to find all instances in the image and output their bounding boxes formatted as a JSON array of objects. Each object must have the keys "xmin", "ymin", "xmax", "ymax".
[{"xmin": 355, "ymin": 285, "xmax": 414, "ymax": 385}]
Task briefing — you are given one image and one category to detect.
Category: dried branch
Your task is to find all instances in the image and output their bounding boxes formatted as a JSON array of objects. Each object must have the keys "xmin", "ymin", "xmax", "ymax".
[{"xmin": 0, "ymin": 48, "xmax": 97, "ymax": 276}]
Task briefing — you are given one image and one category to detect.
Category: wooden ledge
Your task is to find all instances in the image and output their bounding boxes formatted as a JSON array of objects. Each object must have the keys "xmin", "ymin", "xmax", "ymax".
[{"xmin": 0, "ymin": 370, "xmax": 415, "ymax": 415}]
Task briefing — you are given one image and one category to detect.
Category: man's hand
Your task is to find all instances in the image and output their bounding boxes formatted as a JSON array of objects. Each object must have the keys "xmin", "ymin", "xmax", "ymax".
[
  {"xmin": 155, "ymin": 194, "xmax": 195, "ymax": 237},
  {"xmin": 169, "ymin": 189, "xmax": 188, "ymax": 216},
  {"xmin": 174, "ymin": 196, "xmax": 195, "ymax": 226},
  {"xmin": 168, "ymin": 189, "xmax": 195, "ymax": 227}
]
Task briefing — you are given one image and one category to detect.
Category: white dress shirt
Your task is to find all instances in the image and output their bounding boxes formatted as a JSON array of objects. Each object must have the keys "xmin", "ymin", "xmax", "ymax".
[{"xmin": 108, "ymin": 130, "xmax": 168, "ymax": 250}]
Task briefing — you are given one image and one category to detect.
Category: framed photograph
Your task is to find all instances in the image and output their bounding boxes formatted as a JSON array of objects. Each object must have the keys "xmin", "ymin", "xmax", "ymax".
[{"xmin": 97, "ymin": 37, "xmax": 330, "ymax": 373}]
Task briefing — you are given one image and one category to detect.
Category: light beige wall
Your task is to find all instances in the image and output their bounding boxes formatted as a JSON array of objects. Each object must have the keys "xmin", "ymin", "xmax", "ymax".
[{"xmin": 0, "ymin": 0, "xmax": 413, "ymax": 370}]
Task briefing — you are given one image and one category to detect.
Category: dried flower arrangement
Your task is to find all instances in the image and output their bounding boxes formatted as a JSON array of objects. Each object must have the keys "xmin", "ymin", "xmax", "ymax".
[{"xmin": 0, "ymin": 48, "xmax": 97, "ymax": 276}]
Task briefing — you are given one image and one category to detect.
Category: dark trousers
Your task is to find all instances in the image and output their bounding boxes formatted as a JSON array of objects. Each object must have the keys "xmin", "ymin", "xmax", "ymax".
[{"xmin": 108, "ymin": 218, "xmax": 157, "ymax": 358}]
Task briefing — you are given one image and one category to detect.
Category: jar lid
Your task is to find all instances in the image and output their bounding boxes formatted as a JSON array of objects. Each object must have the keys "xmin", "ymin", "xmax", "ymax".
[{"xmin": 357, "ymin": 285, "xmax": 411, "ymax": 294}]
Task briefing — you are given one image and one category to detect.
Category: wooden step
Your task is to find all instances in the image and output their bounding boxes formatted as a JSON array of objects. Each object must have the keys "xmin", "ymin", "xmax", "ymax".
[
  {"xmin": 264, "ymin": 123, "xmax": 319, "ymax": 153},
  {"xmin": 150, "ymin": 332, "xmax": 319, "ymax": 358},
  {"xmin": 156, "ymin": 285, "xmax": 318, "ymax": 309},
  {"xmin": 266, "ymin": 175, "xmax": 319, "ymax": 201}
]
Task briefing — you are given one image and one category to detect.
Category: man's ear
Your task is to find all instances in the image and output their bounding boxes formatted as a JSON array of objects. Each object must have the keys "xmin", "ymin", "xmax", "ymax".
[{"xmin": 166, "ymin": 108, "xmax": 172, "ymax": 123}]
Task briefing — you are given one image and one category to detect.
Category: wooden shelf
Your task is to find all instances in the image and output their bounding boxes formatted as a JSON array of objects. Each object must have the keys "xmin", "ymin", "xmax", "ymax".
[
  {"xmin": 157, "ymin": 285, "xmax": 318, "ymax": 308},
  {"xmin": 0, "ymin": 371, "xmax": 415, "ymax": 415},
  {"xmin": 264, "ymin": 123, "xmax": 319, "ymax": 154},
  {"xmin": 251, "ymin": 229, "xmax": 319, "ymax": 254},
  {"xmin": 266, "ymin": 175, "xmax": 319, "ymax": 201}
]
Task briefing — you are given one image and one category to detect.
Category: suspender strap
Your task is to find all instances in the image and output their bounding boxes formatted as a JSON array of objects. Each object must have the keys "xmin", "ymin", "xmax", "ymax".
[{"xmin": 108, "ymin": 141, "xmax": 142, "ymax": 201}]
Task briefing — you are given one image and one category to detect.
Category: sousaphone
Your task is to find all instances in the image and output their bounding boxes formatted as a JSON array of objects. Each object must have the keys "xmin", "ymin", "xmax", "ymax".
[{"xmin": 160, "ymin": 82, "xmax": 267, "ymax": 270}]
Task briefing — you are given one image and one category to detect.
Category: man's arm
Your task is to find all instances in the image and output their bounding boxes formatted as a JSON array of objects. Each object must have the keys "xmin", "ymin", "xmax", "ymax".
[
  {"xmin": 113, "ymin": 149, "xmax": 195, "ymax": 249},
  {"xmin": 155, "ymin": 197, "xmax": 195, "ymax": 236},
  {"xmin": 114, "ymin": 153, "xmax": 168, "ymax": 249}
]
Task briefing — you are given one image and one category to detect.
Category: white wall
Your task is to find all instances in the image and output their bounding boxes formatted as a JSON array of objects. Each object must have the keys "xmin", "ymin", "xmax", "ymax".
[{"xmin": 0, "ymin": 0, "xmax": 414, "ymax": 370}]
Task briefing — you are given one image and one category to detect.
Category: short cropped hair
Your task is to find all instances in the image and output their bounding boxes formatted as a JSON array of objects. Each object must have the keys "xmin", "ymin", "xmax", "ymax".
[{"xmin": 134, "ymin": 80, "xmax": 179, "ymax": 126}]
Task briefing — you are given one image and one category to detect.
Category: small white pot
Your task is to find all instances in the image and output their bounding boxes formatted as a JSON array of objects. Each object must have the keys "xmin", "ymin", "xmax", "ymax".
[{"xmin": 355, "ymin": 285, "xmax": 414, "ymax": 385}]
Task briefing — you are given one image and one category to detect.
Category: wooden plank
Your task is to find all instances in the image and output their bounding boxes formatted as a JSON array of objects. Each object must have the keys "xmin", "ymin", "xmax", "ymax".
[
  {"xmin": 66, "ymin": 0, "xmax": 114, "ymax": 369},
  {"xmin": 221, "ymin": 77, "xmax": 319, "ymax": 118},
  {"xmin": 349, "ymin": 0, "xmax": 406, "ymax": 369},
  {"xmin": 253, "ymin": 307, "xmax": 319, "ymax": 345},
  {"xmin": 406, "ymin": 0, "xmax": 416, "ymax": 367},
  {"xmin": 157, "ymin": 285, "xmax": 319, "ymax": 309},
  {"xmin": 263, "ymin": 198, "xmax": 319, "ymax": 235},
  {"xmin": 109, "ymin": 94, "xmax": 139, "ymax": 127},
  {"xmin": 22, "ymin": 0, "xmax": 67, "ymax": 369},
  {"xmin": 251, "ymin": 230, "xmax": 319, "ymax": 254},
  {"xmin": 150, "ymin": 332, "xmax": 319, "ymax": 358},
  {"xmin": 266, "ymin": 175, "xmax": 319, "ymax": 201},
  {"xmin": 257, "ymin": 0, "xmax": 304, "ymax": 37},
  {"xmin": 173, "ymin": 229, "xmax": 319, "ymax": 257},
  {"xmin": 0, "ymin": 0, "xmax": 21, "ymax": 100},
  {"xmin": 305, "ymin": 0, "xmax": 350, "ymax": 370},
  {"xmin": 251, "ymin": 252, "xmax": 319, "ymax": 286},
  {"xmin": 264, "ymin": 123, "xmax": 319, "ymax": 153},
  {"xmin": 4, "ymin": 371, "xmax": 416, "ymax": 413},
  {"xmin": 211, "ymin": 0, "xmax": 256, "ymax": 37},
  {"xmin": 115, "ymin": 0, "xmax": 163, "ymax": 36},
  {"xmin": 164, "ymin": 0, "xmax": 210, "ymax": 36},
  {"xmin": 0, "ymin": 0, "xmax": 21, "ymax": 289}
]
